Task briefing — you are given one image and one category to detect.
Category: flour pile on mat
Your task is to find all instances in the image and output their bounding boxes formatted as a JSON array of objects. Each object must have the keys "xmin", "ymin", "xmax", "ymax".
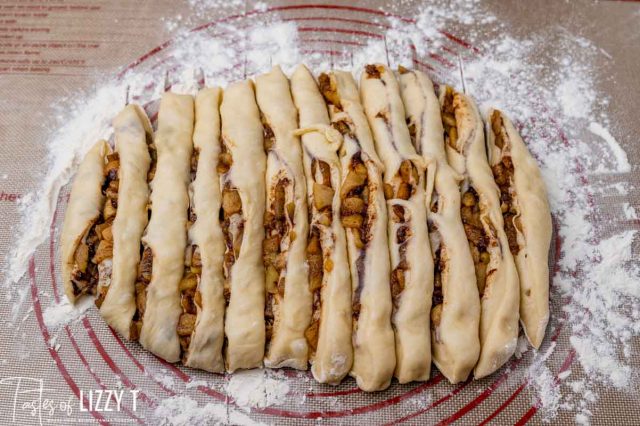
[
  {"xmin": 154, "ymin": 395, "xmax": 264, "ymax": 426},
  {"xmin": 3, "ymin": 0, "xmax": 637, "ymax": 424},
  {"xmin": 227, "ymin": 370, "xmax": 290, "ymax": 411},
  {"xmin": 43, "ymin": 295, "xmax": 94, "ymax": 331}
]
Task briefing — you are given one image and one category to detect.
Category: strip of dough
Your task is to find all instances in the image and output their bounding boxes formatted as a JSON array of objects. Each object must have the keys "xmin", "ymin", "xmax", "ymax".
[
  {"xmin": 290, "ymin": 64, "xmax": 353, "ymax": 383},
  {"xmin": 399, "ymin": 69, "xmax": 480, "ymax": 384},
  {"xmin": 360, "ymin": 64, "xmax": 433, "ymax": 384},
  {"xmin": 99, "ymin": 105, "xmax": 153, "ymax": 340},
  {"xmin": 255, "ymin": 66, "xmax": 312, "ymax": 370},
  {"xmin": 139, "ymin": 93, "xmax": 194, "ymax": 362},
  {"xmin": 319, "ymin": 70, "xmax": 395, "ymax": 391},
  {"xmin": 179, "ymin": 88, "xmax": 226, "ymax": 372},
  {"xmin": 61, "ymin": 140, "xmax": 110, "ymax": 303},
  {"xmin": 440, "ymin": 86, "xmax": 519, "ymax": 379},
  {"xmin": 220, "ymin": 80, "xmax": 266, "ymax": 372},
  {"xmin": 486, "ymin": 109, "xmax": 551, "ymax": 349}
]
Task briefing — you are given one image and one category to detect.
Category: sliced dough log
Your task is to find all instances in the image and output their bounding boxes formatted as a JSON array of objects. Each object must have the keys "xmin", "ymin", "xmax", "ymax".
[
  {"xmin": 290, "ymin": 64, "xmax": 353, "ymax": 383},
  {"xmin": 61, "ymin": 139, "xmax": 110, "ymax": 304},
  {"xmin": 181, "ymin": 88, "xmax": 226, "ymax": 372},
  {"xmin": 399, "ymin": 69, "xmax": 480, "ymax": 384},
  {"xmin": 256, "ymin": 66, "xmax": 312, "ymax": 370},
  {"xmin": 440, "ymin": 86, "xmax": 519, "ymax": 379},
  {"xmin": 486, "ymin": 108, "xmax": 551, "ymax": 349},
  {"xmin": 139, "ymin": 93, "xmax": 194, "ymax": 363},
  {"xmin": 220, "ymin": 80, "xmax": 267, "ymax": 372},
  {"xmin": 360, "ymin": 64, "xmax": 433, "ymax": 384},
  {"xmin": 319, "ymin": 70, "xmax": 395, "ymax": 391},
  {"xmin": 99, "ymin": 104, "xmax": 153, "ymax": 340}
]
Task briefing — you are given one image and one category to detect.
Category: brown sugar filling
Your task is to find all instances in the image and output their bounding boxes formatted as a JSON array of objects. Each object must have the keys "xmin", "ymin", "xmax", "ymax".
[
  {"xmin": 213, "ymin": 138, "xmax": 244, "ymax": 358},
  {"xmin": 398, "ymin": 65, "xmax": 411, "ymax": 75},
  {"xmin": 263, "ymin": 177, "xmax": 294, "ymax": 346},
  {"xmin": 340, "ymin": 153, "xmax": 371, "ymax": 327},
  {"xmin": 490, "ymin": 110, "xmax": 522, "ymax": 256},
  {"xmin": 364, "ymin": 64, "xmax": 384, "ymax": 79},
  {"xmin": 130, "ymin": 133, "xmax": 158, "ymax": 341},
  {"xmin": 406, "ymin": 116, "xmax": 418, "ymax": 153},
  {"xmin": 221, "ymin": 184, "xmax": 243, "ymax": 300},
  {"xmin": 460, "ymin": 187, "xmax": 491, "ymax": 296},
  {"xmin": 318, "ymin": 73, "xmax": 342, "ymax": 111},
  {"xmin": 218, "ymin": 140, "xmax": 243, "ymax": 310},
  {"xmin": 430, "ymin": 251, "xmax": 444, "ymax": 333},
  {"xmin": 304, "ymin": 159, "xmax": 333, "ymax": 354},
  {"xmin": 262, "ymin": 116, "xmax": 276, "ymax": 152},
  {"xmin": 441, "ymin": 86, "xmax": 460, "ymax": 153},
  {"xmin": 384, "ymin": 160, "xmax": 419, "ymax": 312},
  {"xmin": 429, "ymin": 194, "xmax": 445, "ymax": 332},
  {"xmin": 215, "ymin": 138, "xmax": 245, "ymax": 356},
  {"xmin": 177, "ymin": 147, "xmax": 202, "ymax": 359},
  {"xmin": 70, "ymin": 152, "xmax": 119, "ymax": 303}
]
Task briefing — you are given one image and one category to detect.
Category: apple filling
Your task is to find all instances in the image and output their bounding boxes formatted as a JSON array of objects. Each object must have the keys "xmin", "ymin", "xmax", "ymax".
[
  {"xmin": 384, "ymin": 160, "xmax": 420, "ymax": 310},
  {"xmin": 263, "ymin": 176, "xmax": 294, "ymax": 346},
  {"xmin": 177, "ymin": 147, "xmax": 202, "ymax": 359},
  {"xmin": 218, "ymin": 141, "xmax": 243, "ymax": 312},
  {"xmin": 130, "ymin": 246, "xmax": 152, "ymax": 340},
  {"xmin": 441, "ymin": 86, "xmax": 460, "ymax": 152},
  {"xmin": 427, "ymin": 187, "xmax": 446, "ymax": 336},
  {"xmin": 490, "ymin": 110, "xmax": 522, "ymax": 256},
  {"xmin": 304, "ymin": 159, "xmax": 334, "ymax": 354},
  {"xmin": 130, "ymin": 134, "xmax": 158, "ymax": 341},
  {"xmin": 339, "ymin": 153, "xmax": 371, "ymax": 326},
  {"xmin": 69, "ymin": 152, "xmax": 119, "ymax": 302},
  {"xmin": 364, "ymin": 64, "xmax": 383, "ymax": 79},
  {"xmin": 318, "ymin": 73, "xmax": 342, "ymax": 111}
]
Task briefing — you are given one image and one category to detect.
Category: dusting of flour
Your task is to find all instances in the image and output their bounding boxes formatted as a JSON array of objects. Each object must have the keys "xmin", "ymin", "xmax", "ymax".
[
  {"xmin": 43, "ymin": 295, "xmax": 94, "ymax": 331},
  {"xmin": 3, "ymin": 0, "xmax": 637, "ymax": 424},
  {"xmin": 588, "ymin": 122, "xmax": 632, "ymax": 173},
  {"xmin": 227, "ymin": 369, "xmax": 290, "ymax": 411},
  {"xmin": 154, "ymin": 395, "xmax": 264, "ymax": 426}
]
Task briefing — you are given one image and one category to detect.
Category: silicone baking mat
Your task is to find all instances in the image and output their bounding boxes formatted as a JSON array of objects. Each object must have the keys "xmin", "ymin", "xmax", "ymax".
[{"xmin": 1, "ymin": 1, "xmax": 639, "ymax": 424}]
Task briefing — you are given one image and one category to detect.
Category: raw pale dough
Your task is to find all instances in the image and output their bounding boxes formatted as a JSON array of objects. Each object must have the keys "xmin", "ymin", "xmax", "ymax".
[
  {"xmin": 399, "ymin": 70, "xmax": 481, "ymax": 384},
  {"xmin": 290, "ymin": 64, "xmax": 353, "ymax": 384},
  {"xmin": 140, "ymin": 93, "xmax": 194, "ymax": 363},
  {"xmin": 61, "ymin": 140, "xmax": 110, "ymax": 304},
  {"xmin": 360, "ymin": 64, "xmax": 433, "ymax": 384},
  {"xmin": 220, "ymin": 79, "xmax": 267, "ymax": 372},
  {"xmin": 440, "ymin": 87, "xmax": 519, "ymax": 379},
  {"xmin": 255, "ymin": 66, "xmax": 312, "ymax": 370},
  {"xmin": 100, "ymin": 104, "xmax": 152, "ymax": 340},
  {"xmin": 63, "ymin": 69, "xmax": 544, "ymax": 388},
  {"xmin": 486, "ymin": 109, "xmax": 551, "ymax": 349},
  {"xmin": 321, "ymin": 70, "xmax": 396, "ymax": 392},
  {"xmin": 182, "ymin": 88, "xmax": 226, "ymax": 372}
]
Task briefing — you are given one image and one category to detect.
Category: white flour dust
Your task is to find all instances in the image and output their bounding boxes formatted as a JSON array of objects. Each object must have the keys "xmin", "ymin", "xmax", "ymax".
[
  {"xmin": 43, "ymin": 295, "xmax": 94, "ymax": 331},
  {"xmin": 588, "ymin": 122, "xmax": 632, "ymax": 173},
  {"xmin": 3, "ymin": 83, "xmax": 124, "ymax": 322},
  {"xmin": 526, "ymin": 343, "xmax": 561, "ymax": 418},
  {"xmin": 153, "ymin": 395, "xmax": 264, "ymax": 426},
  {"xmin": 3, "ymin": 0, "xmax": 637, "ymax": 424},
  {"xmin": 226, "ymin": 369, "xmax": 290, "ymax": 411}
]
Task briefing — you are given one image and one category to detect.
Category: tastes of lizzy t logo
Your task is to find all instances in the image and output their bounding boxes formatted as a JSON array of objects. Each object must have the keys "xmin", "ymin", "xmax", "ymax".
[{"xmin": 0, "ymin": 376, "xmax": 139, "ymax": 424}]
